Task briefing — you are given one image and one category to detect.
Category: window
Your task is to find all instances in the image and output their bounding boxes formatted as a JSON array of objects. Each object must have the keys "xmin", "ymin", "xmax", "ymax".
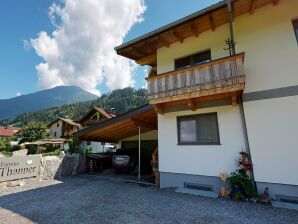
[
  {"xmin": 86, "ymin": 141, "xmax": 91, "ymax": 146},
  {"xmin": 91, "ymin": 113, "xmax": 99, "ymax": 120},
  {"xmin": 54, "ymin": 132, "xmax": 57, "ymax": 137},
  {"xmin": 292, "ymin": 18, "xmax": 298, "ymax": 44},
  {"xmin": 175, "ymin": 50, "xmax": 211, "ymax": 70},
  {"xmin": 177, "ymin": 113, "xmax": 220, "ymax": 145},
  {"xmin": 57, "ymin": 123, "xmax": 59, "ymax": 127}
]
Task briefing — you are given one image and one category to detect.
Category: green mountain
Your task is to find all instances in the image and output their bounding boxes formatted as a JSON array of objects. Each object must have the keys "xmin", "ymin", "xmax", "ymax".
[
  {"xmin": 0, "ymin": 86, "xmax": 98, "ymax": 120},
  {"xmin": 0, "ymin": 87, "xmax": 148, "ymax": 127}
]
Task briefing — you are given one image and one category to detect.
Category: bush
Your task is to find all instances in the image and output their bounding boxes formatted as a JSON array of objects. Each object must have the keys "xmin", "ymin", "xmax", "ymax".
[
  {"xmin": 0, "ymin": 138, "xmax": 12, "ymax": 157},
  {"xmin": 234, "ymin": 192, "xmax": 245, "ymax": 201},
  {"xmin": 229, "ymin": 171, "xmax": 256, "ymax": 199},
  {"xmin": 1, "ymin": 150, "xmax": 12, "ymax": 157},
  {"xmin": 42, "ymin": 148, "xmax": 61, "ymax": 157},
  {"xmin": 82, "ymin": 148, "xmax": 92, "ymax": 154},
  {"xmin": 17, "ymin": 122, "xmax": 49, "ymax": 144},
  {"xmin": 68, "ymin": 140, "xmax": 80, "ymax": 154},
  {"xmin": 0, "ymin": 138, "xmax": 9, "ymax": 151},
  {"xmin": 11, "ymin": 145, "xmax": 21, "ymax": 152},
  {"xmin": 27, "ymin": 145, "xmax": 38, "ymax": 155},
  {"xmin": 228, "ymin": 152, "xmax": 257, "ymax": 200}
]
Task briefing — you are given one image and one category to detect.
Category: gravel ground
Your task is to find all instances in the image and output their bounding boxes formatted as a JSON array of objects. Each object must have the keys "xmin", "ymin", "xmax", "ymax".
[{"xmin": 0, "ymin": 175, "xmax": 297, "ymax": 224}]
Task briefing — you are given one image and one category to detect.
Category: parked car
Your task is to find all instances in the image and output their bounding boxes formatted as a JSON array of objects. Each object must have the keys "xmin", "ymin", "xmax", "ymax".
[
  {"xmin": 112, "ymin": 148, "xmax": 152, "ymax": 175},
  {"xmin": 86, "ymin": 154, "xmax": 113, "ymax": 172}
]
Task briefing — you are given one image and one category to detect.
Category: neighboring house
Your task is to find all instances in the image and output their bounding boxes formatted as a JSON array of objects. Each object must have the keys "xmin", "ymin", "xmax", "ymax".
[
  {"xmin": 79, "ymin": 107, "xmax": 118, "ymax": 152},
  {"xmin": 47, "ymin": 118, "xmax": 80, "ymax": 139},
  {"xmin": 0, "ymin": 126, "xmax": 21, "ymax": 139},
  {"xmin": 113, "ymin": 0, "xmax": 298, "ymax": 201}
]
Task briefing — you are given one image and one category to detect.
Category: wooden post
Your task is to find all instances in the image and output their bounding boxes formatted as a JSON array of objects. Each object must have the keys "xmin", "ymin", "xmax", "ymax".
[
  {"xmin": 187, "ymin": 98, "xmax": 197, "ymax": 111},
  {"xmin": 232, "ymin": 95, "xmax": 238, "ymax": 106}
]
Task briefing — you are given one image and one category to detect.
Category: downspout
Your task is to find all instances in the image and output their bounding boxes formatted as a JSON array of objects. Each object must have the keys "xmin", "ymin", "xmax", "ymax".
[
  {"xmin": 226, "ymin": 0, "xmax": 257, "ymax": 190},
  {"xmin": 138, "ymin": 126, "xmax": 141, "ymax": 181},
  {"xmin": 238, "ymin": 97, "xmax": 257, "ymax": 191},
  {"xmin": 226, "ymin": 0, "xmax": 236, "ymax": 55}
]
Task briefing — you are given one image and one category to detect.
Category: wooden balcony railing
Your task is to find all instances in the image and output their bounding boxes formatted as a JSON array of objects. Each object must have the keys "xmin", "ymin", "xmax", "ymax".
[{"xmin": 147, "ymin": 53, "xmax": 245, "ymax": 105}]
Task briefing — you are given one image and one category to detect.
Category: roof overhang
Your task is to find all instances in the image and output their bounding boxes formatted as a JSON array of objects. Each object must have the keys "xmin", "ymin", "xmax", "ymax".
[
  {"xmin": 47, "ymin": 118, "xmax": 79, "ymax": 128},
  {"xmin": 115, "ymin": 0, "xmax": 280, "ymax": 67},
  {"xmin": 79, "ymin": 107, "xmax": 113, "ymax": 124},
  {"xmin": 75, "ymin": 105, "xmax": 157, "ymax": 143}
]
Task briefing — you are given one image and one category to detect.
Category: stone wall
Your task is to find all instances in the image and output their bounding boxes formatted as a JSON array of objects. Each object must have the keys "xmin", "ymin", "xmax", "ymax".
[
  {"xmin": 40, "ymin": 154, "xmax": 86, "ymax": 180},
  {"xmin": 0, "ymin": 154, "xmax": 86, "ymax": 188}
]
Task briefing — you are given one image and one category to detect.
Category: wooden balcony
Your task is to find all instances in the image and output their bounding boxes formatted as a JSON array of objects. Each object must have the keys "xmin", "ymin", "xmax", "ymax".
[{"xmin": 147, "ymin": 53, "xmax": 245, "ymax": 112}]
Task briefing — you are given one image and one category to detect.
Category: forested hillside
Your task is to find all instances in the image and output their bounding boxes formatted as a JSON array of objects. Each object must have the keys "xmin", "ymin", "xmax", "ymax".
[
  {"xmin": 0, "ymin": 86, "xmax": 97, "ymax": 119},
  {"xmin": 0, "ymin": 88, "xmax": 148, "ymax": 127}
]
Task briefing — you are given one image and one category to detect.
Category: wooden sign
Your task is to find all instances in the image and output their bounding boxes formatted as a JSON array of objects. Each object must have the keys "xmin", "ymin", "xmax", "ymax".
[{"xmin": 0, "ymin": 155, "xmax": 41, "ymax": 182}]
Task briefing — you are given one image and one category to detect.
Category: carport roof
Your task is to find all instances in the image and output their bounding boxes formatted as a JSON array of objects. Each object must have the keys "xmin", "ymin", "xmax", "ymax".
[{"xmin": 75, "ymin": 104, "xmax": 157, "ymax": 143}]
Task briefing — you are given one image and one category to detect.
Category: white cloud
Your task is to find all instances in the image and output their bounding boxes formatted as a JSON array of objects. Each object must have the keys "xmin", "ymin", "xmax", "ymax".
[
  {"xmin": 30, "ymin": 0, "xmax": 146, "ymax": 96},
  {"xmin": 23, "ymin": 40, "xmax": 32, "ymax": 52},
  {"xmin": 16, "ymin": 92, "xmax": 22, "ymax": 97}
]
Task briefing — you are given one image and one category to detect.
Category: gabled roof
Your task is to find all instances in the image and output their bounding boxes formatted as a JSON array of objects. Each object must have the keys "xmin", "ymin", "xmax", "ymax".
[
  {"xmin": 0, "ymin": 126, "xmax": 21, "ymax": 137},
  {"xmin": 78, "ymin": 107, "xmax": 116, "ymax": 124},
  {"xmin": 47, "ymin": 118, "xmax": 80, "ymax": 128},
  {"xmin": 115, "ymin": 0, "xmax": 279, "ymax": 66},
  {"xmin": 75, "ymin": 104, "xmax": 157, "ymax": 143}
]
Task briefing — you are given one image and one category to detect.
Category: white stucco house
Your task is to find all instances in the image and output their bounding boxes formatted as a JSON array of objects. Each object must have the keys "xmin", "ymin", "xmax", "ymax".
[
  {"xmin": 48, "ymin": 107, "xmax": 118, "ymax": 152},
  {"xmin": 78, "ymin": 107, "xmax": 117, "ymax": 152},
  {"xmin": 48, "ymin": 118, "xmax": 80, "ymax": 139},
  {"xmin": 113, "ymin": 0, "xmax": 298, "ymax": 202}
]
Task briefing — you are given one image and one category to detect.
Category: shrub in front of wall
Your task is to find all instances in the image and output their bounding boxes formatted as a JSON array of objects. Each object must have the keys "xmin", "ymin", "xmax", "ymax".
[
  {"xmin": 11, "ymin": 145, "xmax": 21, "ymax": 152},
  {"xmin": 228, "ymin": 152, "xmax": 257, "ymax": 200},
  {"xmin": 42, "ymin": 148, "xmax": 61, "ymax": 157},
  {"xmin": 229, "ymin": 171, "xmax": 256, "ymax": 200},
  {"xmin": 27, "ymin": 145, "xmax": 38, "ymax": 155}
]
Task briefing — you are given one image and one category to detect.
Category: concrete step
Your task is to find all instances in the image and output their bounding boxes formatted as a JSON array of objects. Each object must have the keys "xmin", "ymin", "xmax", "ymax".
[
  {"xmin": 175, "ymin": 187, "xmax": 218, "ymax": 198},
  {"xmin": 272, "ymin": 201, "xmax": 298, "ymax": 210}
]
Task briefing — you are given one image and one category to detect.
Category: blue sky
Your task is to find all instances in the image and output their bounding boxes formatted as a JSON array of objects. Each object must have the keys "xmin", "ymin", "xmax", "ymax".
[{"xmin": 0, "ymin": 0, "xmax": 220, "ymax": 99}]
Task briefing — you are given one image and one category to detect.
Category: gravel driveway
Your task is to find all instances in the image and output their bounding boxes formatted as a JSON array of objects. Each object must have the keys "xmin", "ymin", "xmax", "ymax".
[{"xmin": 0, "ymin": 175, "xmax": 297, "ymax": 224}]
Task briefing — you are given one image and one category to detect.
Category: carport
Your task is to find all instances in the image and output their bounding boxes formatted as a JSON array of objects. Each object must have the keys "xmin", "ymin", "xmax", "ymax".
[{"xmin": 75, "ymin": 105, "xmax": 158, "ymax": 183}]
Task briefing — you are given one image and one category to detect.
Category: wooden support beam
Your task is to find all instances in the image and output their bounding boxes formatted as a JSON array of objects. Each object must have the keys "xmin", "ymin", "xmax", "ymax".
[
  {"xmin": 153, "ymin": 104, "xmax": 164, "ymax": 115},
  {"xmin": 172, "ymin": 30, "xmax": 184, "ymax": 43},
  {"xmin": 208, "ymin": 13, "xmax": 215, "ymax": 32},
  {"xmin": 272, "ymin": 0, "xmax": 279, "ymax": 6},
  {"xmin": 232, "ymin": 95, "xmax": 238, "ymax": 106},
  {"xmin": 187, "ymin": 98, "xmax": 197, "ymax": 111},
  {"xmin": 108, "ymin": 130, "xmax": 140, "ymax": 140},
  {"xmin": 249, "ymin": 0, "xmax": 257, "ymax": 15},
  {"xmin": 159, "ymin": 35, "xmax": 170, "ymax": 48},
  {"xmin": 128, "ymin": 47, "xmax": 143, "ymax": 58},
  {"xmin": 190, "ymin": 23, "xmax": 200, "ymax": 37},
  {"xmin": 135, "ymin": 53, "xmax": 157, "ymax": 66},
  {"xmin": 130, "ymin": 118, "xmax": 157, "ymax": 130},
  {"xmin": 142, "ymin": 40, "xmax": 156, "ymax": 53}
]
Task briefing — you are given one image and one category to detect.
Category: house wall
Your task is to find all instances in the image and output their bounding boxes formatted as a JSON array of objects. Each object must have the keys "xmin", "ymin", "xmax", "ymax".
[
  {"xmin": 156, "ymin": 0, "xmax": 298, "ymax": 198},
  {"xmin": 49, "ymin": 120, "xmax": 63, "ymax": 138},
  {"xmin": 244, "ymin": 95, "xmax": 298, "ymax": 190},
  {"xmin": 80, "ymin": 141, "xmax": 103, "ymax": 152},
  {"xmin": 117, "ymin": 130, "xmax": 158, "ymax": 148},
  {"xmin": 157, "ymin": 0, "xmax": 298, "ymax": 93},
  {"xmin": 158, "ymin": 105, "xmax": 245, "ymax": 191}
]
